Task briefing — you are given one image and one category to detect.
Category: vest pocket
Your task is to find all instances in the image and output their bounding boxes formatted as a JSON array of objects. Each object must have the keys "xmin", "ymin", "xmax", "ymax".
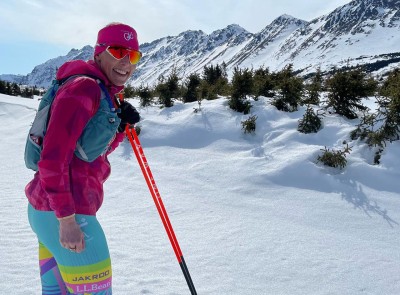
[
  {"xmin": 75, "ymin": 100, "xmax": 121, "ymax": 162},
  {"xmin": 24, "ymin": 134, "xmax": 43, "ymax": 171}
]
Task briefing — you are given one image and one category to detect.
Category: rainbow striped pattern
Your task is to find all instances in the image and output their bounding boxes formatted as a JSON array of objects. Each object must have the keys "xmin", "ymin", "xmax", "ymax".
[{"xmin": 39, "ymin": 240, "xmax": 112, "ymax": 294}]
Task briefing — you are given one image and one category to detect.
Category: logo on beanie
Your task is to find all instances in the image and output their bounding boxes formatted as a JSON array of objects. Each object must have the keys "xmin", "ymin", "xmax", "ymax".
[{"xmin": 124, "ymin": 31, "xmax": 135, "ymax": 41}]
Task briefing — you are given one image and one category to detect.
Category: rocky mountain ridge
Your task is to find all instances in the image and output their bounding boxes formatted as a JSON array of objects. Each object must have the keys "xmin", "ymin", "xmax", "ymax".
[{"xmin": 1, "ymin": 0, "xmax": 399, "ymax": 88}]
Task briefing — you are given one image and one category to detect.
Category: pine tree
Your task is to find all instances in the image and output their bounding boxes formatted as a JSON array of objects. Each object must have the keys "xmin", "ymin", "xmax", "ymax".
[
  {"xmin": 326, "ymin": 68, "xmax": 377, "ymax": 119},
  {"xmin": 11, "ymin": 83, "xmax": 21, "ymax": 96},
  {"xmin": 5, "ymin": 82, "xmax": 12, "ymax": 95},
  {"xmin": 241, "ymin": 115, "xmax": 257, "ymax": 134},
  {"xmin": 304, "ymin": 69, "xmax": 322, "ymax": 105},
  {"xmin": 156, "ymin": 69, "xmax": 180, "ymax": 107},
  {"xmin": 229, "ymin": 67, "xmax": 253, "ymax": 114},
  {"xmin": 33, "ymin": 86, "xmax": 40, "ymax": 96},
  {"xmin": 200, "ymin": 64, "xmax": 230, "ymax": 99},
  {"xmin": 253, "ymin": 66, "xmax": 274, "ymax": 99},
  {"xmin": 317, "ymin": 144, "xmax": 352, "ymax": 169},
  {"xmin": 380, "ymin": 69, "xmax": 400, "ymax": 103},
  {"xmin": 348, "ymin": 69, "xmax": 398, "ymax": 164},
  {"xmin": 137, "ymin": 85, "xmax": 153, "ymax": 107},
  {"xmin": 0, "ymin": 80, "xmax": 6, "ymax": 94},
  {"xmin": 375, "ymin": 69, "xmax": 400, "ymax": 142},
  {"xmin": 272, "ymin": 64, "xmax": 303, "ymax": 112},
  {"xmin": 22, "ymin": 87, "xmax": 33, "ymax": 98},
  {"xmin": 298, "ymin": 106, "xmax": 323, "ymax": 133},
  {"xmin": 123, "ymin": 84, "xmax": 135, "ymax": 98},
  {"xmin": 203, "ymin": 64, "xmax": 223, "ymax": 85},
  {"xmin": 183, "ymin": 73, "xmax": 201, "ymax": 103}
]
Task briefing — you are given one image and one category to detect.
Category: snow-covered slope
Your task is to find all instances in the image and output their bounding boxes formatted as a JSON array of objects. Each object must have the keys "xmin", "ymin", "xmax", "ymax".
[{"xmin": 1, "ymin": 92, "xmax": 400, "ymax": 294}]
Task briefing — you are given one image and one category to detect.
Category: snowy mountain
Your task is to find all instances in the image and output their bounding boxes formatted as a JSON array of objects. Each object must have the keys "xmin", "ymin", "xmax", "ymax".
[
  {"xmin": 270, "ymin": 0, "xmax": 400, "ymax": 74},
  {"xmin": 1, "ymin": 45, "xmax": 94, "ymax": 88},
  {"xmin": 226, "ymin": 14, "xmax": 308, "ymax": 68},
  {"xmin": 134, "ymin": 24, "xmax": 253, "ymax": 86},
  {"xmin": 1, "ymin": 0, "xmax": 399, "ymax": 88}
]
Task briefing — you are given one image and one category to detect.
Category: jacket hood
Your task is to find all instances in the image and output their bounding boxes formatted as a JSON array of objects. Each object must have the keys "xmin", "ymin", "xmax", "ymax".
[{"xmin": 56, "ymin": 60, "xmax": 124, "ymax": 95}]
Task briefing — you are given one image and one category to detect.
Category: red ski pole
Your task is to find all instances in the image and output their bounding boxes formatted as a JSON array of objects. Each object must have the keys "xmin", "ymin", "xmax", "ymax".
[{"xmin": 125, "ymin": 125, "xmax": 197, "ymax": 295}]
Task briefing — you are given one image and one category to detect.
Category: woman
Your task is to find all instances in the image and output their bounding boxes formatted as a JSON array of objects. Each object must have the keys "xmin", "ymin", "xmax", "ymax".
[{"xmin": 25, "ymin": 23, "xmax": 141, "ymax": 294}]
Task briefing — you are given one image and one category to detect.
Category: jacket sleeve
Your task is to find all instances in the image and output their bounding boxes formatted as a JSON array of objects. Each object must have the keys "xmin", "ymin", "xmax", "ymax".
[
  {"xmin": 105, "ymin": 132, "xmax": 126, "ymax": 156},
  {"xmin": 38, "ymin": 77, "xmax": 101, "ymax": 218}
]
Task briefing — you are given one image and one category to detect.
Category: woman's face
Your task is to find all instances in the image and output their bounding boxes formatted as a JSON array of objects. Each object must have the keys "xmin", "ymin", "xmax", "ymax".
[{"xmin": 96, "ymin": 50, "xmax": 136, "ymax": 86}]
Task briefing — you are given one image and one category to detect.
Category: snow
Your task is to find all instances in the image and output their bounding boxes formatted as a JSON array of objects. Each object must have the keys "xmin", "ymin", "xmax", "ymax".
[{"xmin": 1, "ymin": 93, "xmax": 400, "ymax": 294}]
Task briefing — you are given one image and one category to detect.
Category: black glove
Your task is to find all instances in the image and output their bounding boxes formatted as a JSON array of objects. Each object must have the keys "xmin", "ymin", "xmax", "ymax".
[{"xmin": 117, "ymin": 100, "xmax": 140, "ymax": 132}]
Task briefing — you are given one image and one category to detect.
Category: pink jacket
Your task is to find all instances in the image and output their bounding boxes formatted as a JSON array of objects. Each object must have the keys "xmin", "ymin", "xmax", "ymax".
[{"xmin": 25, "ymin": 60, "xmax": 125, "ymax": 218}]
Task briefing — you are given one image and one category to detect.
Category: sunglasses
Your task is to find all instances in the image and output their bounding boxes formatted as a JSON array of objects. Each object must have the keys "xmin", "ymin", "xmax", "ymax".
[{"xmin": 106, "ymin": 46, "xmax": 142, "ymax": 65}]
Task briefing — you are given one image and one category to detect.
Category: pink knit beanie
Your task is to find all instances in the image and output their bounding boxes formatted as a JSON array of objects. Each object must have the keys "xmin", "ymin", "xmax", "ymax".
[{"xmin": 94, "ymin": 23, "xmax": 139, "ymax": 57}]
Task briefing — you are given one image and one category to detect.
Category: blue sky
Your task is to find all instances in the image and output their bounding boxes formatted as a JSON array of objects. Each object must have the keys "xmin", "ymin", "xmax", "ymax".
[{"xmin": 0, "ymin": 0, "xmax": 351, "ymax": 75}]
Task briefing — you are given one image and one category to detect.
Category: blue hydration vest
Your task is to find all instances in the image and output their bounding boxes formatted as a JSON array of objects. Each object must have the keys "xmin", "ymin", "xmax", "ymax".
[{"xmin": 24, "ymin": 75, "xmax": 121, "ymax": 171}]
